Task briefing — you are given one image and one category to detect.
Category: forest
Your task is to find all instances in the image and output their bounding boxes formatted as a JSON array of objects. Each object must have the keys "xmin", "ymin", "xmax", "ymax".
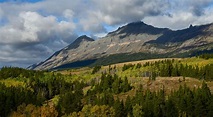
[{"xmin": 0, "ymin": 55, "xmax": 213, "ymax": 117}]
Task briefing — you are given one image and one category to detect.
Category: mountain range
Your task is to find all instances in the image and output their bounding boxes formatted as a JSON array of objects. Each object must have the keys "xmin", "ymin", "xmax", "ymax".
[{"xmin": 28, "ymin": 21, "xmax": 213, "ymax": 70}]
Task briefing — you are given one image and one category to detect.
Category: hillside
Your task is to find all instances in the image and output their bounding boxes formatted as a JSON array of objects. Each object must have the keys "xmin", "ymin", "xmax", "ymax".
[
  {"xmin": 1, "ymin": 57, "xmax": 213, "ymax": 116},
  {"xmin": 29, "ymin": 21, "xmax": 213, "ymax": 70}
]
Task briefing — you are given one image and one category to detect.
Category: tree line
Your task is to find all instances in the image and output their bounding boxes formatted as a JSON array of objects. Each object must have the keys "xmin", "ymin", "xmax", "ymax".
[
  {"xmin": 197, "ymin": 53, "xmax": 213, "ymax": 59},
  {"xmin": 122, "ymin": 59, "xmax": 213, "ymax": 81}
]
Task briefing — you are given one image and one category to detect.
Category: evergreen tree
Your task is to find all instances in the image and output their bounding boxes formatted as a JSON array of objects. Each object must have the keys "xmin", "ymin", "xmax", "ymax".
[
  {"xmin": 113, "ymin": 100, "xmax": 125, "ymax": 117},
  {"xmin": 112, "ymin": 77, "xmax": 120, "ymax": 94},
  {"xmin": 165, "ymin": 99, "xmax": 178, "ymax": 117},
  {"xmin": 125, "ymin": 96, "xmax": 133, "ymax": 117},
  {"xmin": 122, "ymin": 77, "xmax": 131, "ymax": 92}
]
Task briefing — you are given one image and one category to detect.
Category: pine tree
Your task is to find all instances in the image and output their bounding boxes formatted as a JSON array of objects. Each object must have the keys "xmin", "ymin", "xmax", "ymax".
[
  {"xmin": 112, "ymin": 78, "xmax": 120, "ymax": 94},
  {"xmin": 122, "ymin": 76, "xmax": 131, "ymax": 92},
  {"xmin": 113, "ymin": 100, "xmax": 125, "ymax": 117},
  {"xmin": 125, "ymin": 96, "xmax": 133, "ymax": 117},
  {"xmin": 165, "ymin": 99, "xmax": 178, "ymax": 117}
]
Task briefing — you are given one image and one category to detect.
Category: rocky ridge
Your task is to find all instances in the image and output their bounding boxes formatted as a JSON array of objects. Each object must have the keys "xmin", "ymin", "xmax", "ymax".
[{"xmin": 29, "ymin": 21, "xmax": 213, "ymax": 70}]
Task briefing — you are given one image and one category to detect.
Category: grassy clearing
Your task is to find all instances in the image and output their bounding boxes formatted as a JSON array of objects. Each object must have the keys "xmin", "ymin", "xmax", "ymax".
[{"xmin": 57, "ymin": 67, "xmax": 102, "ymax": 82}]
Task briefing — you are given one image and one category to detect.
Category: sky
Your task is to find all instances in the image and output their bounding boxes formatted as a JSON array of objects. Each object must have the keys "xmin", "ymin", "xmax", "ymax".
[{"xmin": 0, "ymin": 0, "xmax": 213, "ymax": 68}]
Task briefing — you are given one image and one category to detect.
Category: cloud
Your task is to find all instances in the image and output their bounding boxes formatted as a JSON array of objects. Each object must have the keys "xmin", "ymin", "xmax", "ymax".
[
  {"xmin": 169, "ymin": 0, "xmax": 213, "ymax": 16},
  {"xmin": 0, "ymin": 7, "xmax": 3, "ymax": 19},
  {"xmin": 1, "ymin": 0, "xmax": 211, "ymax": 33},
  {"xmin": 0, "ymin": 0, "xmax": 213, "ymax": 68},
  {"xmin": 0, "ymin": 11, "xmax": 76, "ymax": 44},
  {"xmin": 143, "ymin": 12, "xmax": 196, "ymax": 30},
  {"xmin": 143, "ymin": 0, "xmax": 213, "ymax": 30},
  {"xmin": 74, "ymin": 0, "xmax": 170, "ymax": 34},
  {"xmin": 63, "ymin": 9, "xmax": 74, "ymax": 20},
  {"xmin": 0, "ymin": 11, "xmax": 77, "ymax": 67}
]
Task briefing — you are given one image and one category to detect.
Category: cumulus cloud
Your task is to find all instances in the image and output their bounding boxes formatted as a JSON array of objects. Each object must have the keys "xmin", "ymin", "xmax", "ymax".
[
  {"xmin": 91, "ymin": 0, "xmax": 169, "ymax": 25},
  {"xmin": 0, "ymin": 11, "xmax": 77, "ymax": 67},
  {"xmin": 0, "ymin": 11, "xmax": 76, "ymax": 43}
]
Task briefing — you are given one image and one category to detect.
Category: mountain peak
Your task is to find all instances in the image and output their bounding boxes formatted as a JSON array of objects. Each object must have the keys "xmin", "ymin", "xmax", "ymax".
[
  {"xmin": 67, "ymin": 35, "xmax": 94, "ymax": 50},
  {"xmin": 108, "ymin": 21, "xmax": 169, "ymax": 36},
  {"xmin": 126, "ymin": 21, "xmax": 146, "ymax": 26},
  {"xmin": 77, "ymin": 35, "xmax": 94, "ymax": 42}
]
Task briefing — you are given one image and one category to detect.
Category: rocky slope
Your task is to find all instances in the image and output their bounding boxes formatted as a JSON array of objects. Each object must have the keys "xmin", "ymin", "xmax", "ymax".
[{"xmin": 29, "ymin": 21, "xmax": 213, "ymax": 70}]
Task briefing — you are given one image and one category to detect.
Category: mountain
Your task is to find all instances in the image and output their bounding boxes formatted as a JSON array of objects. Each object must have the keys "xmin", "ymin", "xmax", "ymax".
[
  {"xmin": 66, "ymin": 35, "xmax": 95, "ymax": 50},
  {"xmin": 29, "ymin": 21, "xmax": 213, "ymax": 70}
]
